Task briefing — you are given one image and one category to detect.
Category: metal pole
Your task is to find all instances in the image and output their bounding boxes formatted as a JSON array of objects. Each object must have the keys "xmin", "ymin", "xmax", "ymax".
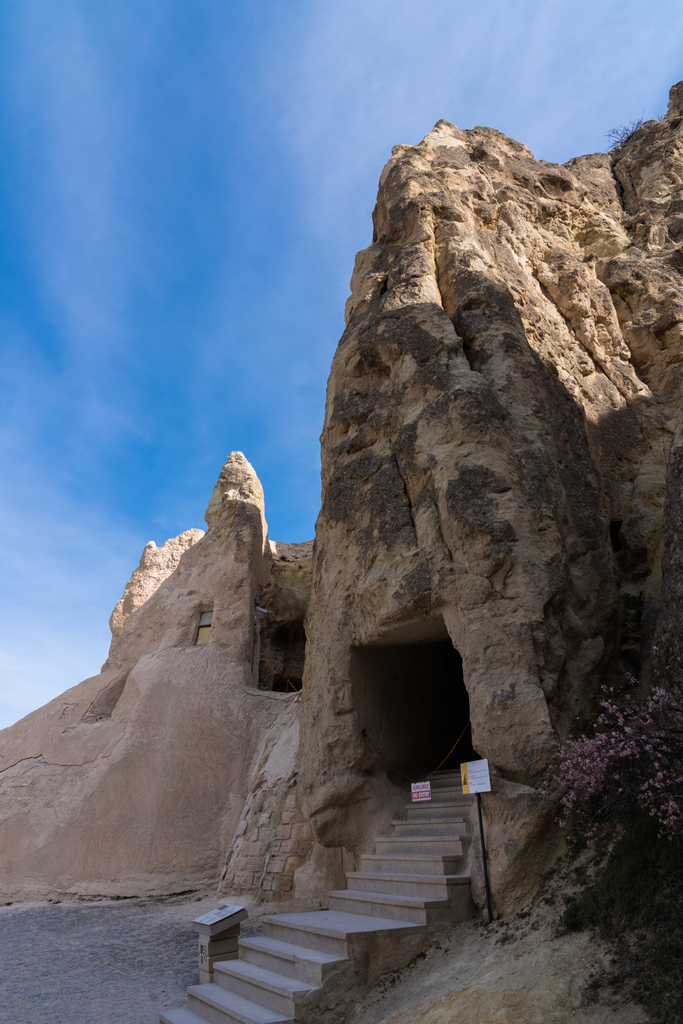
[{"xmin": 476, "ymin": 792, "xmax": 493, "ymax": 923}]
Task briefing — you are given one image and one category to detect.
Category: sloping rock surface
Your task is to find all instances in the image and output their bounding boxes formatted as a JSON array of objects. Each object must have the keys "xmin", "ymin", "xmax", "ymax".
[{"xmin": 0, "ymin": 454, "xmax": 300, "ymax": 901}]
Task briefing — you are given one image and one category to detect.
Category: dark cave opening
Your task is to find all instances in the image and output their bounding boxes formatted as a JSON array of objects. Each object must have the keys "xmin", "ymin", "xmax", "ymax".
[
  {"xmin": 259, "ymin": 621, "xmax": 306, "ymax": 692},
  {"xmin": 352, "ymin": 637, "xmax": 477, "ymax": 780},
  {"xmin": 610, "ymin": 520, "xmax": 623, "ymax": 553},
  {"xmin": 272, "ymin": 675, "xmax": 303, "ymax": 693}
]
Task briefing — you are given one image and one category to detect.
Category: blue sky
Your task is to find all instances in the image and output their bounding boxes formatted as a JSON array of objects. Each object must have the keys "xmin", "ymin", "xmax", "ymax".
[{"xmin": 1, "ymin": 0, "xmax": 682, "ymax": 729}]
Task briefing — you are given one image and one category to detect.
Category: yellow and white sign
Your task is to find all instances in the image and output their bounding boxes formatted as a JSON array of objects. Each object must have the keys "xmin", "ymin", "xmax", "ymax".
[{"xmin": 461, "ymin": 758, "xmax": 491, "ymax": 794}]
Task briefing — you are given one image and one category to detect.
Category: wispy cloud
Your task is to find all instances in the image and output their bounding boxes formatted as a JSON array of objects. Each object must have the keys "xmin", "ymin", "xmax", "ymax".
[
  {"xmin": 6, "ymin": 4, "xmax": 135, "ymax": 355},
  {"xmin": 267, "ymin": 0, "xmax": 683, "ymax": 247}
]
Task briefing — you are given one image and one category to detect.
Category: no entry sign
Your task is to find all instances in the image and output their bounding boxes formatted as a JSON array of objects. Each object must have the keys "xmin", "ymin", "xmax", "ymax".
[{"xmin": 411, "ymin": 781, "xmax": 431, "ymax": 801}]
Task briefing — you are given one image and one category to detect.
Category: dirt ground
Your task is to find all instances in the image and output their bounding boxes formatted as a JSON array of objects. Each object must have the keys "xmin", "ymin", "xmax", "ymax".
[
  {"xmin": 0, "ymin": 876, "xmax": 650, "ymax": 1024},
  {"xmin": 345, "ymin": 880, "xmax": 651, "ymax": 1024},
  {"xmin": 0, "ymin": 891, "xmax": 237, "ymax": 1024}
]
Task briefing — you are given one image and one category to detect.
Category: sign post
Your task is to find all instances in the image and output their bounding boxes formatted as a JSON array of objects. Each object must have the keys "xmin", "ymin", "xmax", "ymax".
[
  {"xmin": 461, "ymin": 759, "xmax": 493, "ymax": 924},
  {"xmin": 192, "ymin": 904, "xmax": 248, "ymax": 984}
]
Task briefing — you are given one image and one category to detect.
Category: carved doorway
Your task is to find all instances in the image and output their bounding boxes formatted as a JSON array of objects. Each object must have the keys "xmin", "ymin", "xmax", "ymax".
[{"xmin": 352, "ymin": 631, "xmax": 477, "ymax": 781}]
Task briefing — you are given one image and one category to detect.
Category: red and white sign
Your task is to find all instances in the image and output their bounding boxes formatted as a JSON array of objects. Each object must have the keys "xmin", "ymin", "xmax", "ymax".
[{"xmin": 411, "ymin": 781, "xmax": 431, "ymax": 802}]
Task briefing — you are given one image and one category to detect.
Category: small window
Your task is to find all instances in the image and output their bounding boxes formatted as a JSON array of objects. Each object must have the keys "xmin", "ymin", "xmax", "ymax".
[{"xmin": 196, "ymin": 611, "xmax": 213, "ymax": 646}]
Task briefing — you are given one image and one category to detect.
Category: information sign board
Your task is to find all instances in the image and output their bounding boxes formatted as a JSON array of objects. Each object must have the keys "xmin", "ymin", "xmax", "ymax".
[
  {"xmin": 411, "ymin": 781, "xmax": 431, "ymax": 802},
  {"xmin": 192, "ymin": 903, "xmax": 247, "ymax": 937},
  {"xmin": 460, "ymin": 759, "xmax": 491, "ymax": 795}
]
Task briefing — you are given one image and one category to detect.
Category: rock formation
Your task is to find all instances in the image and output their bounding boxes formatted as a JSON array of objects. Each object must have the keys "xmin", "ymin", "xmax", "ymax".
[
  {"xmin": 4, "ymin": 82, "xmax": 683, "ymax": 927},
  {"xmin": 0, "ymin": 454, "xmax": 321, "ymax": 903},
  {"xmin": 109, "ymin": 529, "xmax": 205, "ymax": 636},
  {"xmin": 298, "ymin": 82, "xmax": 683, "ymax": 914}
]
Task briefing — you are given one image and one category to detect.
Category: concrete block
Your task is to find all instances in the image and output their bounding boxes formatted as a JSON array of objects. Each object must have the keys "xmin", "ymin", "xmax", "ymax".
[
  {"xmin": 199, "ymin": 935, "xmax": 239, "ymax": 957},
  {"xmin": 200, "ymin": 950, "xmax": 238, "ymax": 972}
]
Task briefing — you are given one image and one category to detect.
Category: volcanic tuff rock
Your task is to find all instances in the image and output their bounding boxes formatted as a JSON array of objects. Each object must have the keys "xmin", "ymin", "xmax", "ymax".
[
  {"xmin": 0, "ymin": 454, "xmax": 320, "ymax": 903},
  {"xmin": 4, "ymin": 83, "xmax": 683, "ymax": 932},
  {"xmin": 109, "ymin": 529, "xmax": 205, "ymax": 636},
  {"xmin": 298, "ymin": 83, "xmax": 683, "ymax": 913}
]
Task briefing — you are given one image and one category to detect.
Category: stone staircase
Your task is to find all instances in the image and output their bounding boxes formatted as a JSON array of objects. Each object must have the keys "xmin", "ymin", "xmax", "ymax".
[{"xmin": 160, "ymin": 769, "xmax": 474, "ymax": 1024}]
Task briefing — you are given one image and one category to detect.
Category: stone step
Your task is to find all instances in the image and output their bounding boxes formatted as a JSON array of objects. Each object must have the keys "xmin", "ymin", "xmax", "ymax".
[
  {"xmin": 186, "ymin": 983, "xmax": 292, "ymax": 1024},
  {"xmin": 238, "ymin": 935, "xmax": 345, "ymax": 986},
  {"xmin": 391, "ymin": 817, "xmax": 468, "ymax": 836},
  {"xmin": 403, "ymin": 798, "xmax": 473, "ymax": 818},
  {"xmin": 428, "ymin": 774, "xmax": 463, "ymax": 789},
  {"xmin": 375, "ymin": 834, "xmax": 464, "ymax": 856},
  {"xmin": 327, "ymin": 889, "xmax": 451, "ymax": 925},
  {"xmin": 346, "ymin": 870, "xmax": 470, "ymax": 899},
  {"xmin": 159, "ymin": 1008, "xmax": 208, "ymax": 1024},
  {"xmin": 214, "ymin": 960, "xmax": 316, "ymax": 1018},
  {"xmin": 360, "ymin": 852, "xmax": 462, "ymax": 875},
  {"xmin": 261, "ymin": 910, "xmax": 421, "ymax": 957}
]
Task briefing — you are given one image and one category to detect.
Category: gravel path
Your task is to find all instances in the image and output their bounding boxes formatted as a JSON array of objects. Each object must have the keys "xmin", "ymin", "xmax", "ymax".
[{"xmin": 0, "ymin": 891, "xmax": 262, "ymax": 1024}]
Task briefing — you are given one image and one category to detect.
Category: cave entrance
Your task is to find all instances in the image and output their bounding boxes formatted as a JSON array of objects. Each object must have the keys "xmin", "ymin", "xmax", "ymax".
[
  {"xmin": 352, "ymin": 627, "xmax": 476, "ymax": 781},
  {"xmin": 259, "ymin": 620, "xmax": 306, "ymax": 692}
]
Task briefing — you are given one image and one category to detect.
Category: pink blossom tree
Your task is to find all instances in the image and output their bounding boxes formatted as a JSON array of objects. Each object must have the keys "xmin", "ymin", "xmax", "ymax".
[{"xmin": 543, "ymin": 684, "xmax": 683, "ymax": 845}]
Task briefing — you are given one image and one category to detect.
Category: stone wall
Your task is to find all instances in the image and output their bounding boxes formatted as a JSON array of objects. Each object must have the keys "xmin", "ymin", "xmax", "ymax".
[{"xmin": 218, "ymin": 694, "xmax": 345, "ymax": 907}]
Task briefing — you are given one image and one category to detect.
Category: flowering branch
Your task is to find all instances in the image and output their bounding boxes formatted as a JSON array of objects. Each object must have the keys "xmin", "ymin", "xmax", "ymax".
[{"xmin": 542, "ymin": 684, "xmax": 683, "ymax": 845}]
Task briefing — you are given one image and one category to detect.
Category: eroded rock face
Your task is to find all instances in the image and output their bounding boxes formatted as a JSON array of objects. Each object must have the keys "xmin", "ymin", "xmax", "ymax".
[
  {"xmin": 298, "ymin": 83, "xmax": 683, "ymax": 912},
  {"xmin": 109, "ymin": 529, "xmax": 205, "ymax": 636},
  {"xmin": 0, "ymin": 453, "xmax": 314, "ymax": 902}
]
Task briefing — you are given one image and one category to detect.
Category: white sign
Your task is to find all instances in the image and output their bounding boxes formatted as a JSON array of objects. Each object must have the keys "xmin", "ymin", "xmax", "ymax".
[
  {"xmin": 411, "ymin": 781, "xmax": 431, "ymax": 802},
  {"xmin": 192, "ymin": 903, "xmax": 247, "ymax": 937},
  {"xmin": 461, "ymin": 759, "xmax": 491, "ymax": 794},
  {"xmin": 194, "ymin": 904, "xmax": 243, "ymax": 927}
]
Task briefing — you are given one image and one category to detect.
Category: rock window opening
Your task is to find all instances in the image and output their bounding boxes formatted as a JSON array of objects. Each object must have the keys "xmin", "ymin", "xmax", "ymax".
[
  {"xmin": 352, "ymin": 637, "xmax": 477, "ymax": 780},
  {"xmin": 258, "ymin": 621, "xmax": 306, "ymax": 692},
  {"xmin": 610, "ymin": 520, "xmax": 623, "ymax": 553},
  {"xmin": 272, "ymin": 676, "xmax": 303, "ymax": 693},
  {"xmin": 195, "ymin": 611, "xmax": 213, "ymax": 646}
]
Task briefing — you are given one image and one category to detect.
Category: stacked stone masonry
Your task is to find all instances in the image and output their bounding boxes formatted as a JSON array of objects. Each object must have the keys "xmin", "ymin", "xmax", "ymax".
[{"xmin": 220, "ymin": 789, "xmax": 314, "ymax": 902}]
